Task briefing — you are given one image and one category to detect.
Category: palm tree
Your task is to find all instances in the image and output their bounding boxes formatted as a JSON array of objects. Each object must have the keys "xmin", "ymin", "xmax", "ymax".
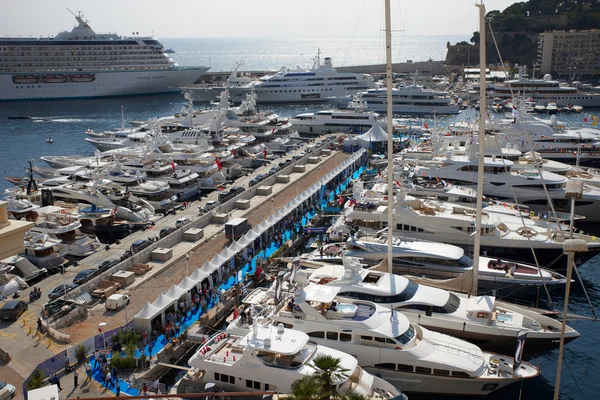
[
  {"xmin": 288, "ymin": 376, "xmax": 322, "ymax": 400},
  {"xmin": 310, "ymin": 354, "xmax": 350, "ymax": 400}
]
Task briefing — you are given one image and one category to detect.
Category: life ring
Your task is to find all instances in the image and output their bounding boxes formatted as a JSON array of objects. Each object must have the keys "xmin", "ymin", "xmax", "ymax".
[{"xmin": 60, "ymin": 209, "xmax": 67, "ymax": 214}]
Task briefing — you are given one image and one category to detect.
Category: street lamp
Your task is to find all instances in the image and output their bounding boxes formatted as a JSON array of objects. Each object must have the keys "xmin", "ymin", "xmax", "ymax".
[
  {"xmin": 186, "ymin": 251, "xmax": 194, "ymax": 276},
  {"xmin": 98, "ymin": 322, "xmax": 107, "ymax": 352}
]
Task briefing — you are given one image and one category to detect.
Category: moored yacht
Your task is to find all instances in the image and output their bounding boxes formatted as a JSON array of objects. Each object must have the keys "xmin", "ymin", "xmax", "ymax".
[
  {"xmin": 305, "ymin": 257, "xmax": 577, "ymax": 356},
  {"xmin": 229, "ymin": 282, "xmax": 540, "ymax": 396},
  {"xmin": 22, "ymin": 233, "xmax": 66, "ymax": 272},
  {"xmin": 187, "ymin": 325, "xmax": 404, "ymax": 399}
]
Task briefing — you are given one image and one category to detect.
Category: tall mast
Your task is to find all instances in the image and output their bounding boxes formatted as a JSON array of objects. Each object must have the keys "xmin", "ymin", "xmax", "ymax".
[
  {"xmin": 472, "ymin": 2, "xmax": 486, "ymax": 296},
  {"xmin": 385, "ymin": 0, "xmax": 394, "ymax": 273}
]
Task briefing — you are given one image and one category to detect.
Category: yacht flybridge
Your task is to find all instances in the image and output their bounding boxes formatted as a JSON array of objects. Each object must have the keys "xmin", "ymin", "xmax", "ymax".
[
  {"xmin": 229, "ymin": 280, "xmax": 540, "ymax": 396},
  {"xmin": 305, "ymin": 257, "xmax": 577, "ymax": 356},
  {"xmin": 187, "ymin": 325, "xmax": 404, "ymax": 399}
]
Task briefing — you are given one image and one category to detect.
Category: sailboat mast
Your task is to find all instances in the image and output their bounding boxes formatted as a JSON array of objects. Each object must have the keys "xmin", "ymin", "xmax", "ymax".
[
  {"xmin": 472, "ymin": 2, "xmax": 486, "ymax": 296},
  {"xmin": 385, "ymin": 0, "xmax": 394, "ymax": 274}
]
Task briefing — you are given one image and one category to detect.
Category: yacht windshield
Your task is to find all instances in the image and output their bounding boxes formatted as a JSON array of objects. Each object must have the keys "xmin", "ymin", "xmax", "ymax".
[
  {"xmin": 395, "ymin": 325, "xmax": 416, "ymax": 345},
  {"xmin": 458, "ymin": 255, "xmax": 473, "ymax": 268},
  {"xmin": 340, "ymin": 280, "xmax": 419, "ymax": 303}
]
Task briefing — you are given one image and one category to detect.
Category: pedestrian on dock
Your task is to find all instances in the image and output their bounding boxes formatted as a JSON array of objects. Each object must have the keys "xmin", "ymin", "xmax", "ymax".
[
  {"xmin": 116, "ymin": 385, "xmax": 120, "ymax": 397},
  {"xmin": 85, "ymin": 361, "xmax": 92, "ymax": 380},
  {"xmin": 142, "ymin": 329, "xmax": 148, "ymax": 346},
  {"xmin": 106, "ymin": 371, "xmax": 112, "ymax": 388},
  {"xmin": 142, "ymin": 383, "xmax": 148, "ymax": 397},
  {"xmin": 175, "ymin": 321, "xmax": 180, "ymax": 336},
  {"xmin": 73, "ymin": 369, "xmax": 78, "ymax": 388},
  {"xmin": 36, "ymin": 317, "xmax": 43, "ymax": 334}
]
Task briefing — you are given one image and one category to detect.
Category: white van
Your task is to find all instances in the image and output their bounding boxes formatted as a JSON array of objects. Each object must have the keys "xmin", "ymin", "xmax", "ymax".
[{"xmin": 105, "ymin": 294, "xmax": 130, "ymax": 311}]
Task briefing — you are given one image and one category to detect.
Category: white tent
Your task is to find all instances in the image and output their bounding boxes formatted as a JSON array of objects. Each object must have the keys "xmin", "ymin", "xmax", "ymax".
[
  {"xmin": 133, "ymin": 303, "xmax": 162, "ymax": 333},
  {"xmin": 357, "ymin": 124, "xmax": 388, "ymax": 149},
  {"xmin": 190, "ymin": 268, "xmax": 209, "ymax": 283},
  {"xmin": 179, "ymin": 275, "xmax": 199, "ymax": 291},
  {"xmin": 152, "ymin": 293, "xmax": 176, "ymax": 310},
  {"xmin": 165, "ymin": 284, "xmax": 187, "ymax": 300}
]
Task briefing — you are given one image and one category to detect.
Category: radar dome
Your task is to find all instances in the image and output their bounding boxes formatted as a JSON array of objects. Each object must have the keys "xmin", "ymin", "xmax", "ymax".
[{"xmin": 543, "ymin": 74, "xmax": 552, "ymax": 81}]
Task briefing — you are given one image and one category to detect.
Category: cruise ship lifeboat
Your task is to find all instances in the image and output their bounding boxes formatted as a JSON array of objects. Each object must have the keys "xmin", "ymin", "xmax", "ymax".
[
  {"xmin": 44, "ymin": 75, "xmax": 68, "ymax": 83},
  {"xmin": 13, "ymin": 75, "xmax": 39, "ymax": 84},
  {"xmin": 71, "ymin": 74, "xmax": 96, "ymax": 83}
]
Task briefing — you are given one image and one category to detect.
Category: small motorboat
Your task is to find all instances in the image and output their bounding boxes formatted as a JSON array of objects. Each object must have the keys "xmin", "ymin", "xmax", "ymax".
[{"xmin": 46, "ymin": 137, "xmax": 54, "ymax": 144}]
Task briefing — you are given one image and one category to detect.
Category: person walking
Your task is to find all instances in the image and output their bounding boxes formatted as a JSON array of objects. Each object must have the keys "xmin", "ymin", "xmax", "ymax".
[
  {"xmin": 116, "ymin": 385, "xmax": 121, "ymax": 397},
  {"xmin": 106, "ymin": 371, "xmax": 112, "ymax": 388},
  {"xmin": 51, "ymin": 374, "xmax": 63, "ymax": 391},
  {"xmin": 36, "ymin": 318, "xmax": 43, "ymax": 334},
  {"xmin": 73, "ymin": 369, "xmax": 78, "ymax": 388},
  {"xmin": 112, "ymin": 366, "xmax": 118, "ymax": 382},
  {"xmin": 85, "ymin": 361, "xmax": 92, "ymax": 380},
  {"xmin": 142, "ymin": 383, "xmax": 148, "ymax": 397},
  {"xmin": 101, "ymin": 368, "xmax": 108, "ymax": 387},
  {"xmin": 152, "ymin": 379, "xmax": 159, "ymax": 394},
  {"xmin": 94, "ymin": 350, "xmax": 100, "ymax": 368}
]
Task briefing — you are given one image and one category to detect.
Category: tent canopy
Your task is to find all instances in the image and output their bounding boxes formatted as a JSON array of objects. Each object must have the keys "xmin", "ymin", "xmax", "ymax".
[
  {"xmin": 152, "ymin": 293, "xmax": 176, "ymax": 309},
  {"xmin": 190, "ymin": 268, "xmax": 209, "ymax": 283},
  {"xmin": 357, "ymin": 124, "xmax": 388, "ymax": 149},
  {"xmin": 165, "ymin": 284, "xmax": 187, "ymax": 299},
  {"xmin": 134, "ymin": 302, "xmax": 162, "ymax": 320},
  {"xmin": 179, "ymin": 276, "xmax": 199, "ymax": 291}
]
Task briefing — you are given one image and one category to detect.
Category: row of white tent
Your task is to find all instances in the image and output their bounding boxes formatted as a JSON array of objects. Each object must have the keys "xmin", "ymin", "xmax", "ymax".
[{"xmin": 133, "ymin": 148, "xmax": 366, "ymax": 335}]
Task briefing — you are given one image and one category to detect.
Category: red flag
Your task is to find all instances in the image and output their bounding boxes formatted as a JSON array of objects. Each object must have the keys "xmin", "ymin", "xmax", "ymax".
[
  {"xmin": 395, "ymin": 180, "xmax": 401, "ymax": 187},
  {"xmin": 263, "ymin": 148, "xmax": 267, "ymax": 159},
  {"xmin": 215, "ymin": 158, "xmax": 222, "ymax": 171},
  {"xmin": 424, "ymin": 123, "xmax": 429, "ymax": 130},
  {"xmin": 170, "ymin": 161, "xmax": 176, "ymax": 171}
]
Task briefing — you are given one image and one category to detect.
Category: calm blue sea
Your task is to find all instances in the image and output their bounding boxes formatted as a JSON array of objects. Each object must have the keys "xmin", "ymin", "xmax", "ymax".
[{"xmin": 0, "ymin": 37, "xmax": 599, "ymax": 399}]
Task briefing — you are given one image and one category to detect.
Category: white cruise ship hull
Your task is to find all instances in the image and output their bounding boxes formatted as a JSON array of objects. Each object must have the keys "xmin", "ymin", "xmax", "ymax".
[{"xmin": 0, "ymin": 67, "xmax": 209, "ymax": 101}]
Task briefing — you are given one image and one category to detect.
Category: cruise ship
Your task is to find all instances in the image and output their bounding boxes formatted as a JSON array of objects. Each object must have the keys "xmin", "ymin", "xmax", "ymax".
[
  {"xmin": 329, "ymin": 84, "xmax": 460, "ymax": 115},
  {"xmin": 227, "ymin": 54, "xmax": 375, "ymax": 104},
  {"xmin": 0, "ymin": 11, "xmax": 209, "ymax": 101},
  {"xmin": 489, "ymin": 67, "xmax": 600, "ymax": 107}
]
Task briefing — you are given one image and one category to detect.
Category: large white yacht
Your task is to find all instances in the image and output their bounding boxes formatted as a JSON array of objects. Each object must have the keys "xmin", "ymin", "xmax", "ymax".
[
  {"xmin": 187, "ymin": 326, "xmax": 404, "ymax": 399},
  {"xmin": 328, "ymin": 79, "xmax": 460, "ymax": 115},
  {"xmin": 229, "ymin": 283, "xmax": 540, "ymax": 396},
  {"xmin": 306, "ymin": 258, "xmax": 578, "ymax": 356},
  {"xmin": 304, "ymin": 236, "xmax": 567, "ymax": 295},
  {"xmin": 0, "ymin": 11, "xmax": 209, "ymax": 101},
  {"xmin": 22, "ymin": 233, "xmax": 66, "ymax": 272},
  {"xmin": 401, "ymin": 143, "xmax": 600, "ymax": 222},
  {"xmin": 490, "ymin": 67, "xmax": 600, "ymax": 107},
  {"xmin": 227, "ymin": 55, "xmax": 375, "ymax": 104},
  {"xmin": 333, "ymin": 191, "xmax": 600, "ymax": 265}
]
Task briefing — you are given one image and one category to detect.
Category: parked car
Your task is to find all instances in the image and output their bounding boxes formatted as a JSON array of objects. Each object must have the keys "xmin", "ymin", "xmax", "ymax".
[
  {"xmin": 98, "ymin": 259, "xmax": 120, "ymax": 272},
  {"xmin": 199, "ymin": 200, "xmax": 220, "ymax": 213},
  {"xmin": 159, "ymin": 227, "xmax": 177, "ymax": 238},
  {"xmin": 0, "ymin": 301, "xmax": 28, "ymax": 322},
  {"xmin": 249, "ymin": 174, "xmax": 266, "ymax": 187},
  {"xmin": 175, "ymin": 217, "xmax": 192, "ymax": 228},
  {"xmin": 105, "ymin": 294, "xmax": 130, "ymax": 311},
  {"xmin": 229, "ymin": 186, "xmax": 245, "ymax": 196},
  {"xmin": 73, "ymin": 269, "xmax": 99, "ymax": 285},
  {"xmin": 0, "ymin": 381, "xmax": 16, "ymax": 399},
  {"xmin": 131, "ymin": 239, "xmax": 152, "ymax": 253},
  {"xmin": 48, "ymin": 284, "xmax": 78, "ymax": 300},
  {"xmin": 268, "ymin": 166, "xmax": 281, "ymax": 175},
  {"xmin": 218, "ymin": 190, "xmax": 232, "ymax": 203}
]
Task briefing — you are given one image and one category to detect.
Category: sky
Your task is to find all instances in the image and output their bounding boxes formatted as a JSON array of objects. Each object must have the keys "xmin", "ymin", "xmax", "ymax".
[{"xmin": 1, "ymin": 0, "xmax": 520, "ymax": 39}]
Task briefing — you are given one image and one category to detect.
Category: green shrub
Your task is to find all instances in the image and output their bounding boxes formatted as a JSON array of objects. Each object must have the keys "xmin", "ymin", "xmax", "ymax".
[
  {"xmin": 75, "ymin": 344, "xmax": 89, "ymax": 363},
  {"xmin": 111, "ymin": 352, "xmax": 121, "ymax": 369},
  {"xmin": 25, "ymin": 369, "xmax": 45, "ymax": 391}
]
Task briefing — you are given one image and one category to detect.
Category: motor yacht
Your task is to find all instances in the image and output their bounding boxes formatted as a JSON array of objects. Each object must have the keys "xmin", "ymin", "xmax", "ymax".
[
  {"xmin": 303, "ymin": 235, "xmax": 568, "ymax": 296},
  {"xmin": 187, "ymin": 325, "xmax": 404, "ymax": 399},
  {"xmin": 229, "ymin": 282, "xmax": 540, "ymax": 396},
  {"xmin": 304, "ymin": 257, "xmax": 577, "ymax": 356},
  {"xmin": 22, "ymin": 233, "xmax": 66, "ymax": 272}
]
